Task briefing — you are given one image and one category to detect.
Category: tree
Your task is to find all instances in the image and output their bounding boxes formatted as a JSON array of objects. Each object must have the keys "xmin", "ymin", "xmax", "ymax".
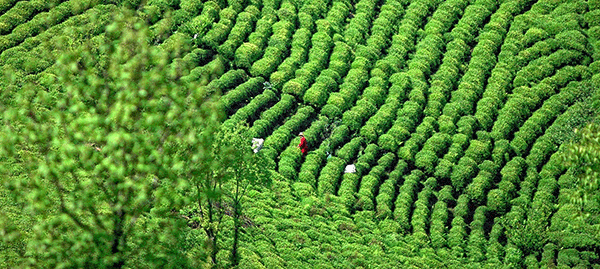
[
  {"xmin": 222, "ymin": 126, "xmax": 271, "ymax": 267},
  {"xmin": 0, "ymin": 11, "xmax": 223, "ymax": 268},
  {"xmin": 561, "ymin": 123, "xmax": 600, "ymax": 213}
]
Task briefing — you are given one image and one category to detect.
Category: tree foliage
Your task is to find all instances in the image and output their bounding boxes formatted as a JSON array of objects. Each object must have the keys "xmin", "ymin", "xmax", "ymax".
[{"xmin": 561, "ymin": 123, "xmax": 600, "ymax": 210}]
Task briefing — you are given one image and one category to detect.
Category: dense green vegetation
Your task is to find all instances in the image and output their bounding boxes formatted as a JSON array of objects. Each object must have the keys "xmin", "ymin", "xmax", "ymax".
[{"xmin": 1, "ymin": 0, "xmax": 600, "ymax": 268}]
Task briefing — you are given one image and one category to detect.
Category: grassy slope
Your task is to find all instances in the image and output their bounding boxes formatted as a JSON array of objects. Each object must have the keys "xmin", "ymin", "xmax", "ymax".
[{"xmin": 1, "ymin": 0, "xmax": 600, "ymax": 268}]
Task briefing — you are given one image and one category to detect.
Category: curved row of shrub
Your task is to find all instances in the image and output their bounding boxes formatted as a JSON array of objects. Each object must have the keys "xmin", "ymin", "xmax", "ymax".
[
  {"xmin": 262, "ymin": 106, "xmax": 315, "ymax": 160},
  {"xmin": 234, "ymin": 13, "xmax": 277, "ymax": 68},
  {"xmin": 222, "ymin": 89, "xmax": 277, "ymax": 130},
  {"xmin": 248, "ymin": 94, "xmax": 297, "ymax": 138},
  {"xmin": 393, "ymin": 170, "xmax": 424, "ymax": 234},
  {"xmin": 0, "ymin": 0, "xmax": 63, "ymax": 35},
  {"xmin": 320, "ymin": 0, "xmax": 406, "ymax": 119},
  {"xmin": 374, "ymin": 159, "xmax": 408, "ymax": 219},
  {"xmin": 337, "ymin": 143, "xmax": 380, "ymax": 207},
  {"xmin": 355, "ymin": 152, "xmax": 396, "ymax": 211},
  {"xmin": 217, "ymin": 5, "xmax": 261, "ymax": 58},
  {"xmin": 0, "ymin": 4, "xmax": 119, "ymax": 76},
  {"xmin": 0, "ymin": 0, "xmax": 108, "ymax": 52}
]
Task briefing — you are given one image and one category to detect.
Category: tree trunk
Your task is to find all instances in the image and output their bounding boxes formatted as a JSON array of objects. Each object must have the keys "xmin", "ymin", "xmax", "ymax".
[
  {"xmin": 111, "ymin": 208, "xmax": 125, "ymax": 269},
  {"xmin": 230, "ymin": 200, "xmax": 241, "ymax": 267},
  {"xmin": 207, "ymin": 200, "xmax": 218, "ymax": 266}
]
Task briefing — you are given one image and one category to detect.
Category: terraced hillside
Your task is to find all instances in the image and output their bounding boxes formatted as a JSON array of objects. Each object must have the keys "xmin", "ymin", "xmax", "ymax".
[{"xmin": 1, "ymin": 0, "xmax": 600, "ymax": 267}]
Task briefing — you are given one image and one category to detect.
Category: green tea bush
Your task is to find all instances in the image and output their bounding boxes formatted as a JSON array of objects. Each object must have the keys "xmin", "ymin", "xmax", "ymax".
[
  {"xmin": 415, "ymin": 150, "xmax": 438, "ymax": 174},
  {"xmin": 491, "ymin": 139, "xmax": 511, "ymax": 165},
  {"xmin": 317, "ymin": 157, "xmax": 345, "ymax": 195},
  {"xmin": 355, "ymin": 175, "xmax": 379, "ymax": 211},
  {"xmin": 251, "ymin": 47, "xmax": 286, "ymax": 77},
  {"xmin": 355, "ymin": 144, "xmax": 380, "ymax": 175},
  {"xmin": 220, "ymin": 76, "xmax": 264, "ymax": 113},
  {"xmin": 463, "ymin": 139, "xmax": 492, "ymax": 163},
  {"xmin": 451, "ymin": 157, "xmax": 478, "ymax": 191},
  {"xmin": 394, "ymin": 176, "xmax": 420, "ymax": 234},
  {"xmin": 234, "ymin": 42, "xmax": 261, "ymax": 69},
  {"xmin": 430, "ymin": 200, "xmax": 449, "ymax": 248},
  {"xmin": 467, "ymin": 206, "xmax": 488, "ymax": 262},
  {"xmin": 434, "ymin": 158, "xmax": 453, "ymax": 181},
  {"xmin": 336, "ymin": 137, "xmax": 364, "ymax": 163},
  {"xmin": 486, "ymin": 189, "xmax": 508, "ymax": 213},
  {"xmin": 411, "ymin": 187, "xmax": 433, "ymax": 235},
  {"xmin": 448, "ymin": 216, "xmax": 467, "ymax": 257},
  {"xmin": 338, "ymin": 173, "xmax": 360, "ymax": 208},
  {"xmin": 398, "ymin": 133, "xmax": 424, "ymax": 162},
  {"xmin": 438, "ymin": 185, "xmax": 455, "ymax": 204}
]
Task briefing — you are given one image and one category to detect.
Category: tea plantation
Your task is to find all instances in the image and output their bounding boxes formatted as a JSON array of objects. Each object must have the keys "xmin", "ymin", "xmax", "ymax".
[{"xmin": 1, "ymin": 0, "xmax": 599, "ymax": 267}]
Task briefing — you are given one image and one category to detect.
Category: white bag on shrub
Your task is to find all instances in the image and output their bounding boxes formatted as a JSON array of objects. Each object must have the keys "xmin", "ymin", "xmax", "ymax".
[
  {"xmin": 344, "ymin": 164, "xmax": 356, "ymax": 173},
  {"xmin": 252, "ymin": 138, "xmax": 264, "ymax": 153}
]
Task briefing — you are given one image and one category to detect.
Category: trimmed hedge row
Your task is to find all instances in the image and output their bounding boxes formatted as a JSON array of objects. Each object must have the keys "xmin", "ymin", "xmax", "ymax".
[
  {"xmin": 249, "ymin": 94, "xmax": 296, "ymax": 138},
  {"xmin": 278, "ymin": 138, "xmax": 304, "ymax": 180},
  {"xmin": 268, "ymin": 28, "xmax": 311, "ymax": 89},
  {"xmin": 320, "ymin": 0, "xmax": 405, "ymax": 119},
  {"xmin": 429, "ymin": 200, "xmax": 449, "ymax": 248},
  {"xmin": 0, "ymin": 0, "xmax": 62, "ymax": 35},
  {"xmin": 394, "ymin": 170, "xmax": 424, "ymax": 234},
  {"xmin": 486, "ymin": 219, "xmax": 505, "ymax": 263},
  {"xmin": 523, "ymin": 156, "xmax": 561, "ymax": 249},
  {"xmin": 323, "ymin": 1, "xmax": 350, "ymax": 34},
  {"xmin": 0, "ymin": 0, "xmax": 20, "ymax": 15},
  {"xmin": 473, "ymin": 0, "xmax": 534, "ymax": 131},
  {"xmin": 510, "ymin": 80, "xmax": 580, "ymax": 156},
  {"xmin": 411, "ymin": 184, "xmax": 434, "ymax": 235},
  {"xmin": 398, "ymin": 116, "xmax": 436, "ymax": 162},
  {"xmin": 178, "ymin": 1, "xmax": 220, "ymax": 40},
  {"xmin": 337, "ymin": 143, "xmax": 381, "ymax": 208},
  {"xmin": 342, "ymin": 0, "xmax": 378, "ymax": 49},
  {"xmin": 467, "ymin": 206, "xmax": 488, "ymax": 262},
  {"xmin": 433, "ymin": 133, "xmax": 469, "ymax": 180},
  {"xmin": 0, "ymin": 3, "xmax": 119, "ymax": 75},
  {"xmin": 298, "ymin": 121, "xmax": 347, "ymax": 185},
  {"xmin": 302, "ymin": 42, "xmax": 351, "ymax": 107},
  {"xmin": 375, "ymin": 160, "xmax": 408, "ymax": 219},
  {"xmin": 281, "ymin": 31, "xmax": 333, "ymax": 97},
  {"xmin": 442, "ymin": 0, "xmax": 503, "ymax": 122},
  {"xmin": 180, "ymin": 55, "xmax": 227, "ymax": 87},
  {"xmin": 201, "ymin": 7, "xmax": 238, "ymax": 49},
  {"xmin": 359, "ymin": 98, "xmax": 401, "ymax": 144},
  {"xmin": 222, "ymin": 89, "xmax": 277, "ymax": 130},
  {"xmin": 261, "ymin": 106, "xmax": 315, "ymax": 154},
  {"xmin": 378, "ymin": 74, "xmax": 415, "ymax": 152},
  {"xmin": 335, "ymin": 137, "xmax": 365, "ymax": 163},
  {"xmin": 466, "ymin": 170, "xmax": 494, "ymax": 205},
  {"xmin": 451, "ymin": 156, "xmax": 479, "ymax": 191},
  {"xmin": 422, "ymin": 0, "xmax": 471, "ymax": 118},
  {"xmin": 234, "ymin": 13, "xmax": 277, "ymax": 68},
  {"xmin": 298, "ymin": 147, "xmax": 327, "ymax": 185},
  {"xmin": 277, "ymin": 0, "xmax": 350, "ymax": 97},
  {"xmin": 355, "ymin": 152, "xmax": 397, "ymax": 211},
  {"xmin": 485, "ymin": 156, "xmax": 526, "ymax": 213},
  {"xmin": 354, "ymin": 143, "xmax": 381, "ymax": 176},
  {"xmin": 250, "ymin": 20, "xmax": 295, "ymax": 77},
  {"xmin": 207, "ymin": 68, "xmax": 248, "ymax": 94},
  {"xmin": 491, "ymin": 56, "xmax": 590, "ymax": 142},
  {"xmin": 317, "ymin": 156, "xmax": 345, "ymax": 195},
  {"xmin": 218, "ymin": 5, "xmax": 261, "ymax": 58},
  {"xmin": 448, "ymin": 216, "xmax": 467, "ymax": 258},
  {"xmin": 302, "ymin": 69, "xmax": 339, "ymax": 107},
  {"xmin": 0, "ymin": 0, "xmax": 107, "ymax": 52}
]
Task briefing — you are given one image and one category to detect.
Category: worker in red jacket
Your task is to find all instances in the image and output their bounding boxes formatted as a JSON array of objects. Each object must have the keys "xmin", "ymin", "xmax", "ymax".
[{"xmin": 298, "ymin": 132, "xmax": 308, "ymax": 155}]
